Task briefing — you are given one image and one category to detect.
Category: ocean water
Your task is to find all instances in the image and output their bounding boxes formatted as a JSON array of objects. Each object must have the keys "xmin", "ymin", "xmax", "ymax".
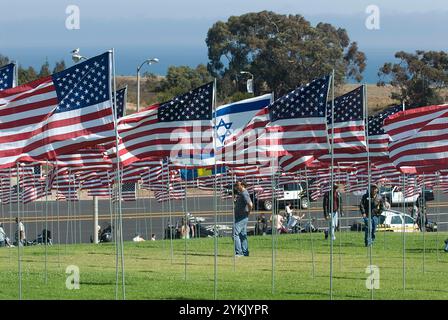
[{"xmin": 1, "ymin": 45, "xmax": 395, "ymax": 84}]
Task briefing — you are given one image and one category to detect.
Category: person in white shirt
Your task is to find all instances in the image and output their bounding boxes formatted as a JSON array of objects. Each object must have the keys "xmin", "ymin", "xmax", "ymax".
[
  {"xmin": 285, "ymin": 202, "xmax": 294, "ymax": 223},
  {"xmin": 271, "ymin": 213, "xmax": 286, "ymax": 233},
  {"xmin": 0, "ymin": 223, "xmax": 6, "ymax": 247},
  {"xmin": 15, "ymin": 218, "xmax": 26, "ymax": 246}
]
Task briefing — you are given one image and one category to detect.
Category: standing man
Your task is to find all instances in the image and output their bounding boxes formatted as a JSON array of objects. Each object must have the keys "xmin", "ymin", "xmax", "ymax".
[
  {"xmin": 233, "ymin": 180, "xmax": 253, "ymax": 257},
  {"xmin": 360, "ymin": 184, "xmax": 384, "ymax": 247},
  {"xmin": 323, "ymin": 184, "xmax": 343, "ymax": 241},
  {"xmin": 15, "ymin": 217, "xmax": 26, "ymax": 246},
  {"xmin": 0, "ymin": 223, "xmax": 6, "ymax": 247}
]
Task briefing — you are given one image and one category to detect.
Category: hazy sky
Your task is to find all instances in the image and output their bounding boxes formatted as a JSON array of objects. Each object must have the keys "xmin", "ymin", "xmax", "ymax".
[{"xmin": 1, "ymin": 0, "xmax": 447, "ymax": 82}]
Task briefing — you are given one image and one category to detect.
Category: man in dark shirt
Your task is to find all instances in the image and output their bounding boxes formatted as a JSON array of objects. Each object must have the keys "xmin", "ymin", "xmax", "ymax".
[
  {"xmin": 233, "ymin": 180, "xmax": 253, "ymax": 257},
  {"xmin": 322, "ymin": 184, "xmax": 343, "ymax": 240},
  {"xmin": 360, "ymin": 184, "xmax": 384, "ymax": 247}
]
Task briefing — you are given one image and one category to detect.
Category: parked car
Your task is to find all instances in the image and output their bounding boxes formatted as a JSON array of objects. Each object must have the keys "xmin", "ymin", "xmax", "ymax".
[
  {"xmin": 224, "ymin": 182, "xmax": 311, "ymax": 211},
  {"xmin": 380, "ymin": 186, "xmax": 434, "ymax": 206},
  {"xmin": 351, "ymin": 209, "xmax": 420, "ymax": 233}
]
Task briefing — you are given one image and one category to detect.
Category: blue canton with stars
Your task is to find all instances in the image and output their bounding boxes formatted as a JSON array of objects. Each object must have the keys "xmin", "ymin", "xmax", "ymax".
[
  {"xmin": 113, "ymin": 87, "xmax": 127, "ymax": 119},
  {"xmin": 52, "ymin": 52, "xmax": 110, "ymax": 113},
  {"xmin": 269, "ymin": 76, "xmax": 330, "ymax": 122},
  {"xmin": 158, "ymin": 82, "xmax": 213, "ymax": 122},
  {"xmin": 367, "ymin": 105, "xmax": 403, "ymax": 136},
  {"xmin": 326, "ymin": 86, "xmax": 364, "ymax": 124},
  {"xmin": 215, "ymin": 118, "xmax": 233, "ymax": 144},
  {"xmin": 0, "ymin": 63, "xmax": 15, "ymax": 90}
]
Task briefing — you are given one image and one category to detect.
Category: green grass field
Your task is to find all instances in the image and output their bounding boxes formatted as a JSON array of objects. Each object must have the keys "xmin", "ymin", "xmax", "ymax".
[{"xmin": 1, "ymin": 231, "xmax": 447, "ymax": 300}]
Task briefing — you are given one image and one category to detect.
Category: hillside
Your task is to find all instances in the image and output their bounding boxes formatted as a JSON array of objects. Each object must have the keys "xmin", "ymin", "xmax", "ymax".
[{"xmin": 116, "ymin": 75, "xmax": 402, "ymax": 115}]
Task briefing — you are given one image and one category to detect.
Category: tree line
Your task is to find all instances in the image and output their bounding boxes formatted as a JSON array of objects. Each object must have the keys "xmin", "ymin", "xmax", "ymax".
[{"xmin": 1, "ymin": 11, "xmax": 447, "ymax": 110}]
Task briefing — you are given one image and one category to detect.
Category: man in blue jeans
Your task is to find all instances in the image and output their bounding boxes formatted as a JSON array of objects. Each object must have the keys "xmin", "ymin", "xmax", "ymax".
[
  {"xmin": 233, "ymin": 180, "xmax": 253, "ymax": 257},
  {"xmin": 359, "ymin": 184, "xmax": 384, "ymax": 247}
]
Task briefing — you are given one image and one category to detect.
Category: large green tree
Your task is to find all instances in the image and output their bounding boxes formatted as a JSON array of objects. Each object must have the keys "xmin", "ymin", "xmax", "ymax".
[
  {"xmin": 0, "ymin": 54, "xmax": 10, "ymax": 66},
  {"xmin": 152, "ymin": 64, "xmax": 213, "ymax": 102},
  {"xmin": 206, "ymin": 11, "xmax": 366, "ymax": 98},
  {"xmin": 378, "ymin": 50, "xmax": 448, "ymax": 108}
]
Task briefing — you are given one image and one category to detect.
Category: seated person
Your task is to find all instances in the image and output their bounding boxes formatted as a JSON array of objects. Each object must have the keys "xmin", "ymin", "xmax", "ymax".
[
  {"xmin": 255, "ymin": 215, "xmax": 268, "ymax": 235},
  {"xmin": 179, "ymin": 218, "xmax": 190, "ymax": 239},
  {"xmin": 285, "ymin": 202, "xmax": 294, "ymax": 223},
  {"xmin": 270, "ymin": 213, "xmax": 287, "ymax": 234}
]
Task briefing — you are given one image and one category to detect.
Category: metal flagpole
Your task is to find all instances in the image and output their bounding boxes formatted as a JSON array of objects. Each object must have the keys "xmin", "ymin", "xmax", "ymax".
[
  {"xmin": 337, "ymin": 166, "xmax": 342, "ymax": 271},
  {"xmin": 148, "ymin": 170, "xmax": 153, "ymax": 242},
  {"xmin": 13, "ymin": 60, "xmax": 18, "ymax": 87},
  {"xmin": 167, "ymin": 159, "xmax": 174, "ymax": 264},
  {"xmin": 142, "ymin": 188, "xmax": 148, "ymax": 240},
  {"xmin": 231, "ymin": 169, "xmax": 236, "ymax": 272},
  {"xmin": 78, "ymin": 185, "xmax": 82, "ymax": 244},
  {"xmin": 161, "ymin": 171, "xmax": 166, "ymax": 251},
  {"xmin": 421, "ymin": 174, "xmax": 426, "ymax": 273},
  {"xmin": 402, "ymin": 173, "xmax": 406, "ymax": 291},
  {"xmin": 184, "ymin": 164, "xmax": 188, "ymax": 281},
  {"xmin": 364, "ymin": 84, "xmax": 374, "ymax": 300},
  {"xmin": 304, "ymin": 166, "xmax": 315, "ymax": 278},
  {"xmin": 108, "ymin": 180, "xmax": 113, "ymax": 239},
  {"xmin": 8, "ymin": 169, "xmax": 13, "ymax": 264},
  {"xmin": 55, "ymin": 165, "xmax": 61, "ymax": 267},
  {"xmin": 65, "ymin": 169, "xmax": 71, "ymax": 247},
  {"xmin": 116, "ymin": 53, "xmax": 126, "ymax": 300},
  {"xmin": 44, "ymin": 160, "xmax": 49, "ymax": 284},
  {"xmin": 34, "ymin": 167, "xmax": 38, "ymax": 247},
  {"xmin": 212, "ymin": 78, "xmax": 218, "ymax": 300},
  {"xmin": 9, "ymin": 169, "xmax": 13, "ymax": 263},
  {"xmin": 69, "ymin": 169, "xmax": 74, "ymax": 244},
  {"xmin": 16, "ymin": 162, "xmax": 22, "ymax": 300},
  {"xmin": 271, "ymin": 166, "xmax": 276, "ymax": 295},
  {"xmin": 400, "ymin": 100, "xmax": 407, "ymax": 291},
  {"xmin": 329, "ymin": 70, "xmax": 335, "ymax": 300},
  {"xmin": 114, "ymin": 176, "xmax": 119, "ymax": 300},
  {"xmin": 435, "ymin": 172, "xmax": 441, "ymax": 262},
  {"xmin": 110, "ymin": 49, "xmax": 125, "ymax": 299}
]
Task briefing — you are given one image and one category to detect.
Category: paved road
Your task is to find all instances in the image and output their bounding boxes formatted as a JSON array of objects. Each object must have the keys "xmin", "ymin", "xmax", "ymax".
[{"xmin": 0, "ymin": 192, "xmax": 447, "ymax": 244}]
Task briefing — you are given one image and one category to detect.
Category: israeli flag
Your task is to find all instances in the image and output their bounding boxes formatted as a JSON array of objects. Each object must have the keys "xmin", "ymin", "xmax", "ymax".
[{"xmin": 214, "ymin": 93, "xmax": 273, "ymax": 148}]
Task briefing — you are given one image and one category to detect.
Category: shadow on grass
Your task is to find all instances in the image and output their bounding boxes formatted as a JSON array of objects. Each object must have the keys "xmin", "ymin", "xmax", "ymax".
[
  {"xmin": 406, "ymin": 248, "xmax": 445, "ymax": 253},
  {"xmin": 283, "ymin": 291, "xmax": 329, "ymax": 299},
  {"xmin": 81, "ymin": 281, "xmax": 115, "ymax": 286},
  {"xmin": 181, "ymin": 252, "xmax": 229, "ymax": 258}
]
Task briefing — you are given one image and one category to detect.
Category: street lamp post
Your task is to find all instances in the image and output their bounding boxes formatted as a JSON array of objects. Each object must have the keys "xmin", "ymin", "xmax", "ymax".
[
  {"xmin": 240, "ymin": 71, "xmax": 254, "ymax": 94},
  {"xmin": 137, "ymin": 58, "xmax": 159, "ymax": 112}
]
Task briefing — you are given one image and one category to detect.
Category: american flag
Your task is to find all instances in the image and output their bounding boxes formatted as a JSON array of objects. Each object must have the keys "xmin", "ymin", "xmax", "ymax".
[
  {"xmin": 53, "ymin": 146, "xmax": 112, "ymax": 171},
  {"xmin": 264, "ymin": 76, "xmax": 330, "ymax": 157},
  {"xmin": 114, "ymin": 82, "xmax": 214, "ymax": 167},
  {"xmin": 120, "ymin": 182, "xmax": 136, "ymax": 201},
  {"xmin": 22, "ymin": 180, "xmax": 51, "ymax": 203},
  {"xmin": 0, "ymin": 52, "xmax": 115, "ymax": 169},
  {"xmin": 121, "ymin": 165, "xmax": 148, "ymax": 183},
  {"xmin": 18, "ymin": 164, "xmax": 50, "ymax": 203},
  {"xmin": 278, "ymin": 155, "xmax": 314, "ymax": 172},
  {"xmin": 79, "ymin": 170, "xmax": 111, "ymax": 189},
  {"xmin": 87, "ymin": 186, "xmax": 111, "ymax": 197},
  {"xmin": 49, "ymin": 168, "xmax": 79, "ymax": 201},
  {"xmin": 114, "ymin": 86, "xmax": 127, "ymax": 118},
  {"xmin": 219, "ymin": 76, "xmax": 330, "ymax": 166},
  {"xmin": 319, "ymin": 86, "xmax": 366, "ymax": 163},
  {"xmin": 19, "ymin": 164, "xmax": 43, "ymax": 189},
  {"xmin": 384, "ymin": 104, "xmax": 448, "ymax": 170},
  {"xmin": 367, "ymin": 105, "xmax": 403, "ymax": 163},
  {"xmin": 0, "ymin": 63, "xmax": 15, "ymax": 90},
  {"xmin": 403, "ymin": 176, "xmax": 420, "ymax": 198},
  {"xmin": 0, "ymin": 176, "xmax": 13, "ymax": 204},
  {"xmin": 256, "ymin": 187, "xmax": 284, "ymax": 200},
  {"xmin": 440, "ymin": 174, "xmax": 448, "ymax": 194}
]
